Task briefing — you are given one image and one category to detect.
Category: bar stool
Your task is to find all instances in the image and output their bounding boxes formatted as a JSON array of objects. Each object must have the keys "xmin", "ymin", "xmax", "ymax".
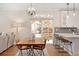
[
  {"xmin": 59, "ymin": 36, "xmax": 73, "ymax": 55},
  {"xmin": 54, "ymin": 34, "xmax": 59, "ymax": 46},
  {"xmin": 54, "ymin": 34, "xmax": 62, "ymax": 49}
]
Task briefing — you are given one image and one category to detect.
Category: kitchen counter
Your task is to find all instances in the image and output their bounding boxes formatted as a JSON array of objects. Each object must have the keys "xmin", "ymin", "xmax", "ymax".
[{"xmin": 55, "ymin": 33, "xmax": 79, "ymax": 38}]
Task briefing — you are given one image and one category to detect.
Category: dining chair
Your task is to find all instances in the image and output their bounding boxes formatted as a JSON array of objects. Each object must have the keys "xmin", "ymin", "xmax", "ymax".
[
  {"xmin": 16, "ymin": 39, "xmax": 31, "ymax": 56},
  {"xmin": 33, "ymin": 39, "xmax": 46, "ymax": 56},
  {"xmin": 17, "ymin": 45, "xmax": 32, "ymax": 56}
]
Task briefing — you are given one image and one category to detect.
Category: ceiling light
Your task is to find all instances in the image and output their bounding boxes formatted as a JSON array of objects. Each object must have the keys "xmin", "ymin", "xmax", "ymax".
[
  {"xmin": 66, "ymin": 3, "xmax": 70, "ymax": 19},
  {"xmin": 73, "ymin": 3, "xmax": 76, "ymax": 16},
  {"xmin": 66, "ymin": 15, "xmax": 69, "ymax": 19},
  {"xmin": 73, "ymin": 12, "xmax": 76, "ymax": 16}
]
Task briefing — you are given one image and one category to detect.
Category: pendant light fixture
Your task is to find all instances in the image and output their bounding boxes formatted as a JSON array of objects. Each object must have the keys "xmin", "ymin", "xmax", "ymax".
[
  {"xmin": 66, "ymin": 3, "xmax": 70, "ymax": 19},
  {"xmin": 27, "ymin": 3, "xmax": 36, "ymax": 16},
  {"xmin": 73, "ymin": 3, "xmax": 76, "ymax": 16}
]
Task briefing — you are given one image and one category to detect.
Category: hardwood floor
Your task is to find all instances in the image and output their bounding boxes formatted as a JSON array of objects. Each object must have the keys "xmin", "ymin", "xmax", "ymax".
[
  {"xmin": 47, "ymin": 44, "xmax": 70, "ymax": 56},
  {"xmin": 0, "ymin": 44, "xmax": 70, "ymax": 56},
  {"xmin": 0, "ymin": 46, "xmax": 18, "ymax": 56}
]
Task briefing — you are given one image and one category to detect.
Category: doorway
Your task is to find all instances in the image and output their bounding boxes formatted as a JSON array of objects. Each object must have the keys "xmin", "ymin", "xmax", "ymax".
[{"xmin": 31, "ymin": 19, "xmax": 53, "ymax": 44}]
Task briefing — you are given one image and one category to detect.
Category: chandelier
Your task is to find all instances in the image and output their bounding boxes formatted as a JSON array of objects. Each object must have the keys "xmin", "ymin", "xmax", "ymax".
[
  {"xmin": 66, "ymin": 3, "xmax": 70, "ymax": 19},
  {"xmin": 26, "ymin": 3, "xmax": 36, "ymax": 16}
]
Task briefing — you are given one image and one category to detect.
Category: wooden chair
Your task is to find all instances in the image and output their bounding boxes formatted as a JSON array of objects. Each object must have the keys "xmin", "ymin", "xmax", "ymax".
[
  {"xmin": 33, "ymin": 39, "xmax": 46, "ymax": 56},
  {"xmin": 17, "ymin": 45, "xmax": 31, "ymax": 56},
  {"xmin": 16, "ymin": 39, "xmax": 31, "ymax": 56}
]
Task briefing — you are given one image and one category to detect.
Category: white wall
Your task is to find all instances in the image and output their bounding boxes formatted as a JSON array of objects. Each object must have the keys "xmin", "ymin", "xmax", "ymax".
[
  {"xmin": 0, "ymin": 9, "xmax": 62, "ymax": 39},
  {"xmin": 0, "ymin": 11, "xmax": 10, "ymax": 33},
  {"xmin": 60, "ymin": 11, "xmax": 79, "ymax": 28},
  {"xmin": 0, "ymin": 11, "xmax": 31, "ymax": 39},
  {"xmin": 67, "ymin": 11, "xmax": 79, "ymax": 28},
  {"xmin": 0, "ymin": 10, "xmax": 79, "ymax": 39}
]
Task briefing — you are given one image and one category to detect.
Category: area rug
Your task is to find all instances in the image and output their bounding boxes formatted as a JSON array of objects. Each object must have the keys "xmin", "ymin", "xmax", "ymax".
[{"xmin": 16, "ymin": 49, "xmax": 48, "ymax": 56}]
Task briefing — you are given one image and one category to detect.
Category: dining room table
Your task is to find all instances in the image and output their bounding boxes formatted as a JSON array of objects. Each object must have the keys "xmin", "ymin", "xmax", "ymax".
[{"xmin": 16, "ymin": 39, "xmax": 45, "ymax": 56}]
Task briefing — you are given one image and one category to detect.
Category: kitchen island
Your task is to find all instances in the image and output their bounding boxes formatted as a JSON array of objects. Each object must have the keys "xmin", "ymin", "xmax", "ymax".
[{"xmin": 54, "ymin": 33, "xmax": 79, "ymax": 56}]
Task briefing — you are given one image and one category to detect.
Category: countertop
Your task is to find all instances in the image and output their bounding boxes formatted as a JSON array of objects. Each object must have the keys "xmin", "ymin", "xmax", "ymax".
[{"xmin": 55, "ymin": 33, "xmax": 79, "ymax": 38}]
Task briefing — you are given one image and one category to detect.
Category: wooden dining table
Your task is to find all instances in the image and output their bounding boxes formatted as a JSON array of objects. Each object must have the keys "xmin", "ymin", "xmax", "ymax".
[
  {"xmin": 16, "ymin": 39, "xmax": 45, "ymax": 56},
  {"xmin": 16, "ymin": 39, "xmax": 45, "ymax": 45}
]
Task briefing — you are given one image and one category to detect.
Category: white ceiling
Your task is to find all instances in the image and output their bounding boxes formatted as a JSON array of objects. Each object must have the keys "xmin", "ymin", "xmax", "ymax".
[
  {"xmin": 0, "ymin": 3, "xmax": 79, "ymax": 11},
  {"xmin": 0, "ymin": 3, "xmax": 79, "ymax": 21}
]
